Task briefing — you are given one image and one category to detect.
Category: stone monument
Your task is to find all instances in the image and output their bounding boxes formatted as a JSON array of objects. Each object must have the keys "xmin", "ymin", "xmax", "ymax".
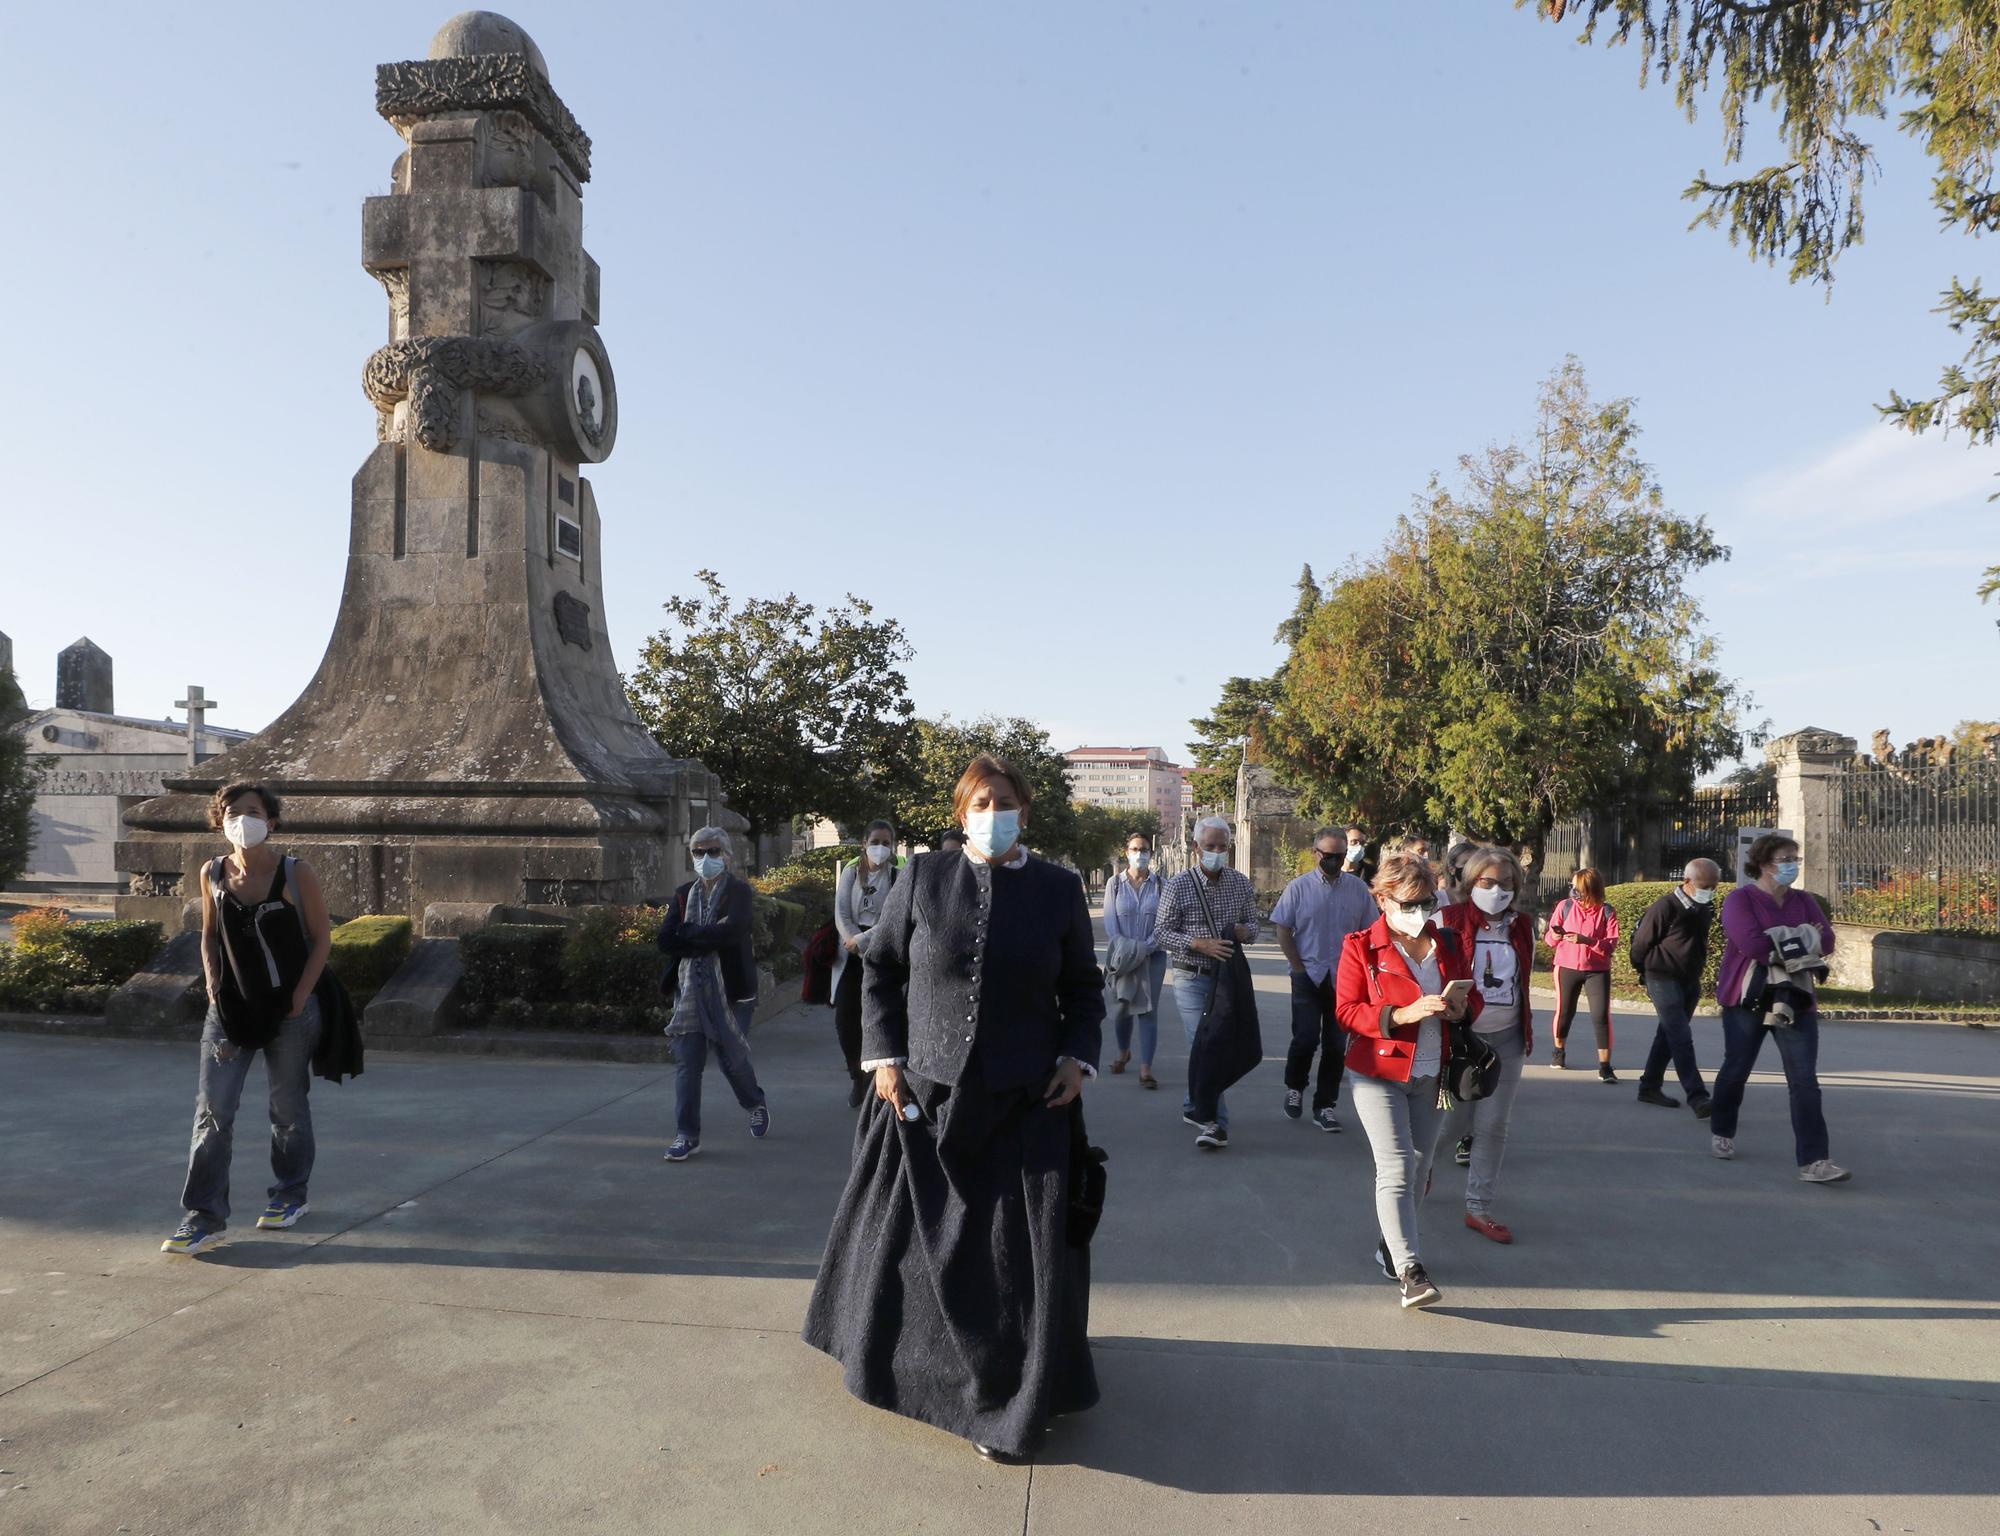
[
  {"xmin": 56, "ymin": 638, "xmax": 113, "ymax": 714},
  {"xmin": 117, "ymin": 12, "xmax": 721, "ymax": 930}
]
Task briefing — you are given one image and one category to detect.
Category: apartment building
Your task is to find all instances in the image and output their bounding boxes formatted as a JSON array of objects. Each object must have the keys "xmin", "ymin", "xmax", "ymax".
[{"xmin": 1064, "ymin": 745, "xmax": 1185, "ymax": 829}]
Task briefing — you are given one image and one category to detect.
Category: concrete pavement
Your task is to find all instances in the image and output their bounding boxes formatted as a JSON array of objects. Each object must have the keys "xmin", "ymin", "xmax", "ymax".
[{"xmin": 1, "ymin": 936, "xmax": 1997, "ymax": 1534}]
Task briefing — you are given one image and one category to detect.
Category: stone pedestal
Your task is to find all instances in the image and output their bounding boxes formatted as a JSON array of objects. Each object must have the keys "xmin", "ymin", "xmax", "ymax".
[
  {"xmin": 1234, "ymin": 760, "xmax": 1314, "ymax": 898},
  {"xmin": 116, "ymin": 14, "xmax": 721, "ymax": 930},
  {"xmin": 1768, "ymin": 727, "xmax": 1854, "ymax": 897}
]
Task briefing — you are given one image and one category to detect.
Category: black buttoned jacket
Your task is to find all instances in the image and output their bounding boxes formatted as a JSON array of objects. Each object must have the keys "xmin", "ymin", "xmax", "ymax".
[{"xmin": 861, "ymin": 850, "xmax": 1105, "ymax": 1093}]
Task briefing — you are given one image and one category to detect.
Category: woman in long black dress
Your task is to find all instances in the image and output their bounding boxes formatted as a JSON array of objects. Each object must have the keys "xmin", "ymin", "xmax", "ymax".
[{"xmin": 802, "ymin": 753, "xmax": 1106, "ymax": 1462}]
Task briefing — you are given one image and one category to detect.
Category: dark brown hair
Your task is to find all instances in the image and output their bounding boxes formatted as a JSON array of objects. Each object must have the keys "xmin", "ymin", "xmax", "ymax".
[
  {"xmin": 952, "ymin": 754, "xmax": 1033, "ymax": 822},
  {"xmin": 207, "ymin": 782, "xmax": 282, "ymax": 830},
  {"xmin": 1742, "ymin": 833, "xmax": 1800, "ymax": 878},
  {"xmin": 1571, "ymin": 867, "xmax": 1606, "ymax": 905}
]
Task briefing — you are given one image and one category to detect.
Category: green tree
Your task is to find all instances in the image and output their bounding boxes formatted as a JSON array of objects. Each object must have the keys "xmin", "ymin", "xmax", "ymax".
[
  {"xmin": 1187, "ymin": 675, "xmax": 1280, "ymax": 809},
  {"xmin": 626, "ymin": 571, "xmax": 915, "ymax": 859},
  {"xmin": 0, "ymin": 662, "xmax": 38, "ymax": 887},
  {"xmin": 887, "ymin": 716, "xmax": 1081, "ymax": 863},
  {"xmin": 1071, "ymin": 803, "xmax": 1163, "ymax": 876},
  {"xmin": 1274, "ymin": 359, "xmax": 1745, "ymax": 861},
  {"xmin": 1527, "ymin": 0, "xmax": 2000, "ymax": 597}
]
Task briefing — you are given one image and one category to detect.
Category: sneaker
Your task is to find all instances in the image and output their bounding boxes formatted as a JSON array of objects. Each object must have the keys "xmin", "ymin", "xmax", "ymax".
[
  {"xmin": 663, "ymin": 1135, "xmax": 700, "ymax": 1162},
  {"xmin": 1374, "ymin": 1238, "xmax": 1397, "ymax": 1281},
  {"xmin": 160, "ymin": 1217, "xmax": 223, "ymax": 1256},
  {"xmin": 749, "ymin": 1104, "xmax": 770, "ymax": 1139},
  {"xmin": 1690, "ymin": 1096, "xmax": 1714, "ymax": 1121},
  {"xmin": 1453, "ymin": 1135, "xmax": 1473, "ymax": 1167},
  {"xmin": 1283, "ymin": 1088, "xmax": 1304, "ymax": 1120},
  {"xmin": 1464, "ymin": 1212, "xmax": 1513, "ymax": 1244},
  {"xmin": 1181, "ymin": 1109, "xmax": 1203, "ymax": 1128},
  {"xmin": 1398, "ymin": 1263, "xmax": 1441, "ymax": 1309},
  {"xmin": 1194, "ymin": 1122, "xmax": 1229, "ymax": 1151},
  {"xmin": 255, "ymin": 1199, "xmax": 308, "ymax": 1230},
  {"xmin": 1710, "ymin": 1135, "xmax": 1735, "ymax": 1160},
  {"xmin": 846, "ymin": 1077, "xmax": 867, "ymax": 1110},
  {"xmin": 1798, "ymin": 1159, "xmax": 1851, "ymax": 1184},
  {"xmin": 1636, "ymin": 1086, "xmax": 1679, "ymax": 1108},
  {"xmin": 1549, "ymin": 1046, "xmax": 1566, "ymax": 1070},
  {"xmin": 1598, "ymin": 1065, "xmax": 1619, "ymax": 1084},
  {"xmin": 1313, "ymin": 1107, "xmax": 1341, "ymax": 1134}
]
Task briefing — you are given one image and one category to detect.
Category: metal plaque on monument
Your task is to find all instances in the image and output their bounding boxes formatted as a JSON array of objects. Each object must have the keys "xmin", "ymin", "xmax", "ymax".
[{"xmin": 117, "ymin": 12, "xmax": 721, "ymax": 929}]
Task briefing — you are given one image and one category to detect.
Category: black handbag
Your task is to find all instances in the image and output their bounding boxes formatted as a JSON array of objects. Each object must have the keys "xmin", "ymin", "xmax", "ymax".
[{"xmin": 1444, "ymin": 1021, "xmax": 1501, "ymax": 1104}]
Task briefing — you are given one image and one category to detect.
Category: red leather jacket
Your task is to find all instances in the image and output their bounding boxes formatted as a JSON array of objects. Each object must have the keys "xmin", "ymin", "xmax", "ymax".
[
  {"xmin": 1335, "ymin": 915, "xmax": 1484, "ymax": 1083},
  {"xmin": 1439, "ymin": 902, "xmax": 1535, "ymax": 1051}
]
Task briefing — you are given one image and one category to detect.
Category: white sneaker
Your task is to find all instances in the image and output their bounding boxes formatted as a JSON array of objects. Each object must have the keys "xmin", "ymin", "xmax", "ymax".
[
  {"xmin": 1710, "ymin": 1135, "xmax": 1735, "ymax": 1160},
  {"xmin": 1798, "ymin": 1159, "xmax": 1851, "ymax": 1183}
]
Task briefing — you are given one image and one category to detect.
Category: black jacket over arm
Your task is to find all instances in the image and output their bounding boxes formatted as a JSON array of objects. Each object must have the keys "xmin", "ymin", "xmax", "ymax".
[
  {"xmin": 862, "ymin": 851, "xmax": 1105, "ymax": 1092},
  {"xmin": 656, "ymin": 873, "xmax": 759, "ymax": 1002}
]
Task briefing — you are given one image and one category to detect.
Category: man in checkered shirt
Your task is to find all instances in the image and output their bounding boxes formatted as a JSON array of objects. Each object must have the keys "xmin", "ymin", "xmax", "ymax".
[{"xmin": 1152, "ymin": 815, "xmax": 1261, "ymax": 1148}]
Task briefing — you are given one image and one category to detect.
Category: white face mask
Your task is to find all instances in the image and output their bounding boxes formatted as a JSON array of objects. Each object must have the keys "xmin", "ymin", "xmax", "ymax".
[
  {"xmin": 1387, "ymin": 904, "xmax": 1430, "ymax": 938},
  {"xmin": 1128, "ymin": 851, "xmax": 1151, "ymax": 870},
  {"xmin": 1690, "ymin": 886, "xmax": 1716, "ymax": 905},
  {"xmin": 1200, "ymin": 848, "xmax": 1229, "ymax": 873},
  {"xmin": 965, "ymin": 809, "xmax": 1021, "ymax": 860},
  {"xmin": 1471, "ymin": 884, "xmax": 1513, "ymax": 915},
  {"xmin": 865, "ymin": 842, "xmax": 893, "ymax": 866},
  {"xmin": 223, "ymin": 813, "xmax": 268, "ymax": 850}
]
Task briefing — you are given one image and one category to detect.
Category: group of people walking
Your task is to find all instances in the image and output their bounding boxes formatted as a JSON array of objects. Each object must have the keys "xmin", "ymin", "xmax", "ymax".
[{"xmin": 156, "ymin": 762, "xmax": 1851, "ymax": 1469}]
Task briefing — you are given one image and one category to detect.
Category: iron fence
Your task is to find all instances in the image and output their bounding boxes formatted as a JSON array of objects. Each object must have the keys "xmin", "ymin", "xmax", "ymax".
[
  {"xmin": 1657, "ymin": 784, "xmax": 1777, "ymax": 881},
  {"xmin": 1831, "ymin": 760, "xmax": 2000, "ymax": 934}
]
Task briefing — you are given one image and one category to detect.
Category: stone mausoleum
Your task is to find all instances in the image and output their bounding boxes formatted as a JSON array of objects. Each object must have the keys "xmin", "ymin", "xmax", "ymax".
[{"xmin": 117, "ymin": 12, "xmax": 722, "ymax": 931}]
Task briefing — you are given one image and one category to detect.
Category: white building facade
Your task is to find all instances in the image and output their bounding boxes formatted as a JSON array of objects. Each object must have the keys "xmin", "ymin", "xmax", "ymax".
[{"xmin": 1064, "ymin": 745, "xmax": 1185, "ymax": 830}]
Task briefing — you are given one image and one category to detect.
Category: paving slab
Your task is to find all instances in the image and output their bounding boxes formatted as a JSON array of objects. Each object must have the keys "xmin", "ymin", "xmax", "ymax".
[{"xmin": 1, "ymin": 937, "xmax": 1996, "ymax": 1535}]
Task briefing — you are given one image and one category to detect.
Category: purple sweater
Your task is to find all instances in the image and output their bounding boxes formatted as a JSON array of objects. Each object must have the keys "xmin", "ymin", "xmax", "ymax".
[{"xmin": 1715, "ymin": 884, "xmax": 1835, "ymax": 1008}]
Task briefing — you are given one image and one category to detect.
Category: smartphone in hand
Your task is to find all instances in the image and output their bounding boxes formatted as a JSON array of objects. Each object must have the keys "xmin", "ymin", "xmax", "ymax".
[{"xmin": 1440, "ymin": 979, "xmax": 1473, "ymax": 1007}]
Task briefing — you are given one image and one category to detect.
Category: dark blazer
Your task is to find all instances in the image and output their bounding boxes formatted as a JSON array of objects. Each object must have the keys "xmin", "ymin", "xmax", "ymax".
[
  {"xmin": 862, "ymin": 850, "xmax": 1105, "ymax": 1093},
  {"xmin": 656, "ymin": 872, "xmax": 758, "ymax": 1003}
]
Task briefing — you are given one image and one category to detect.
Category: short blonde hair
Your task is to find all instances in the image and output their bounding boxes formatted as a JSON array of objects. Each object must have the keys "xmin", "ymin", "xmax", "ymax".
[
  {"xmin": 1461, "ymin": 845, "xmax": 1523, "ymax": 892},
  {"xmin": 1371, "ymin": 853, "xmax": 1438, "ymax": 903}
]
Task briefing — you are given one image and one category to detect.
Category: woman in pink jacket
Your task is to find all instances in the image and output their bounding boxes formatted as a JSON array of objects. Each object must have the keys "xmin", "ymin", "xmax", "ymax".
[{"xmin": 1545, "ymin": 867, "xmax": 1619, "ymax": 1081}]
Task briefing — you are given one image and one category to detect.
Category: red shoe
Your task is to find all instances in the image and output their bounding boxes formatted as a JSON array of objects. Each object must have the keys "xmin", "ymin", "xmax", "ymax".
[{"xmin": 1464, "ymin": 1213, "xmax": 1513, "ymax": 1245}]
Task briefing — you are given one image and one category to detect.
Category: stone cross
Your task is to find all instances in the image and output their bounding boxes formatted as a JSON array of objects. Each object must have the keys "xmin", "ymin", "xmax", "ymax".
[{"xmin": 176, "ymin": 686, "xmax": 216, "ymax": 768}]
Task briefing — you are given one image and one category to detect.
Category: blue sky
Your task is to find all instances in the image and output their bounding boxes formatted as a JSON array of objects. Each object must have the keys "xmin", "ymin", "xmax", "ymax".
[{"xmin": 3, "ymin": 3, "xmax": 1994, "ymax": 774}]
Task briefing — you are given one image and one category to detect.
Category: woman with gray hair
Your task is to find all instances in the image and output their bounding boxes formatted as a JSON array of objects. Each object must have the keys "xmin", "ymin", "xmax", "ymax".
[
  {"xmin": 1438, "ymin": 845, "xmax": 1537, "ymax": 1243},
  {"xmin": 655, "ymin": 826, "xmax": 769, "ymax": 1162}
]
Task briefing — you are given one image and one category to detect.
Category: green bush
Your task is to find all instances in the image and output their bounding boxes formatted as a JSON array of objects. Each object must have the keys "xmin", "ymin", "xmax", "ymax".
[
  {"xmin": 561, "ymin": 906, "xmax": 662, "ymax": 1008},
  {"xmin": 325, "ymin": 915, "xmax": 414, "ymax": 1008},
  {"xmin": 61, "ymin": 920, "xmax": 166, "ymax": 985},
  {"xmin": 0, "ymin": 946, "xmax": 83, "ymax": 1011},
  {"xmin": 460, "ymin": 923, "xmax": 569, "ymax": 1016},
  {"xmin": 753, "ymin": 861, "xmax": 836, "ymax": 933}
]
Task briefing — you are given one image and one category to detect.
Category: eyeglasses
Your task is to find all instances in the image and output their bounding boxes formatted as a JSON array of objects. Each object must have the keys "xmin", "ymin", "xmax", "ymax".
[{"xmin": 1391, "ymin": 897, "xmax": 1439, "ymax": 915}]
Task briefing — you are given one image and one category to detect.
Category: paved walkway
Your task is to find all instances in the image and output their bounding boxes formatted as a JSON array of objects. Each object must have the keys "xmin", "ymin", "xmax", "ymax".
[{"xmin": 2, "ymin": 937, "xmax": 1997, "ymax": 1534}]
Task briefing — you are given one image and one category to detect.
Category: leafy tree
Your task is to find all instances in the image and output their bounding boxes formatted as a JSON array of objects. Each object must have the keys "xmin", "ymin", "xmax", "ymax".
[
  {"xmin": 0, "ymin": 662, "xmax": 38, "ymax": 888},
  {"xmin": 1273, "ymin": 359, "xmax": 1745, "ymax": 862},
  {"xmin": 1187, "ymin": 675, "xmax": 1280, "ymax": 808},
  {"xmin": 1071, "ymin": 804, "xmax": 1163, "ymax": 876},
  {"xmin": 1527, "ymin": 0, "xmax": 2000, "ymax": 597},
  {"xmin": 626, "ymin": 571, "xmax": 915, "ymax": 860},
  {"xmin": 886, "ymin": 715, "xmax": 1081, "ymax": 863}
]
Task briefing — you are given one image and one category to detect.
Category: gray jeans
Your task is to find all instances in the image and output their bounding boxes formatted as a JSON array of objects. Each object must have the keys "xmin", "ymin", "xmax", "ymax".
[
  {"xmin": 1441, "ymin": 1023, "xmax": 1527, "ymax": 1217},
  {"xmin": 1348, "ymin": 1069, "xmax": 1447, "ymax": 1272}
]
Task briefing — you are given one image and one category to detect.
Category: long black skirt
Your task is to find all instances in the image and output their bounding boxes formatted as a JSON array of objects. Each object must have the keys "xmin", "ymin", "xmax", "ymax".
[{"xmin": 801, "ymin": 1056, "xmax": 1098, "ymax": 1457}]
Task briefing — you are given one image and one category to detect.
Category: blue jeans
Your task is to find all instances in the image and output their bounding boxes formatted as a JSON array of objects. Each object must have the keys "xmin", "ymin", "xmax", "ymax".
[
  {"xmin": 672, "ymin": 1002, "xmax": 765, "ymax": 1141},
  {"xmin": 1640, "ymin": 975, "xmax": 1710, "ymax": 1101},
  {"xmin": 1113, "ymin": 951, "xmax": 1170, "ymax": 1068},
  {"xmin": 1708, "ymin": 1004, "xmax": 1830, "ymax": 1165},
  {"xmin": 1173, "ymin": 969, "xmax": 1227, "ymax": 1128},
  {"xmin": 181, "ymin": 999, "xmax": 320, "ymax": 1229}
]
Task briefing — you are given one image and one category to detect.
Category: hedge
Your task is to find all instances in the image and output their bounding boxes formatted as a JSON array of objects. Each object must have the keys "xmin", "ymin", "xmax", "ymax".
[
  {"xmin": 0, "ymin": 911, "xmax": 165, "ymax": 1012},
  {"xmin": 460, "ymin": 923, "xmax": 569, "ymax": 1015},
  {"xmin": 326, "ymin": 915, "xmax": 414, "ymax": 1009},
  {"xmin": 1570, "ymin": 880, "xmax": 1738, "ymax": 997}
]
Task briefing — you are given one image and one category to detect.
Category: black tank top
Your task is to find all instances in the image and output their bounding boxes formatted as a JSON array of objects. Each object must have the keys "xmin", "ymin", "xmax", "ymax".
[{"xmin": 212, "ymin": 856, "xmax": 310, "ymax": 1047}]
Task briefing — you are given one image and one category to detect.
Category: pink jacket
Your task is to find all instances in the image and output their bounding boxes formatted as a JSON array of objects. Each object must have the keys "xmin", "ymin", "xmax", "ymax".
[{"xmin": 1547, "ymin": 896, "xmax": 1618, "ymax": 973}]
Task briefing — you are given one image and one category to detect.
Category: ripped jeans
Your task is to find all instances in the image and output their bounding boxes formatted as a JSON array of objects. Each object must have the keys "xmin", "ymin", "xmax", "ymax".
[{"xmin": 180, "ymin": 1000, "xmax": 320, "ymax": 1228}]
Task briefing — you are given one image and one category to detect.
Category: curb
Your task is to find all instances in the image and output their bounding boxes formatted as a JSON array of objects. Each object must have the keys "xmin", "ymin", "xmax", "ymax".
[{"xmin": 1524, "ymin": 988, "xmax": 1992, "ymax": 1029}]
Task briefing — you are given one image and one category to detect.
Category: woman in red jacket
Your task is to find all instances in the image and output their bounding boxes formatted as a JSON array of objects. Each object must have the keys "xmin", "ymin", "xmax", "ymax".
[
  {"xmin": 1336, "ymin": 853, "xmax": 1481, "ymax": 1309},
  {"xmin": 1438, "ymin": 847, "xmax": 1536, "ymax": 1244},
  {"xmin": 1546, "ymin": 867, "xmax": 1620, "ymax": 1080}
]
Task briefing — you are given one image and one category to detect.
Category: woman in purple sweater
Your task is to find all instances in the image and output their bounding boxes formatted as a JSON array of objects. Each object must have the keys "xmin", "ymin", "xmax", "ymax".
[{"xmin": 1708, "ymin": 833, "xmax": 1850, "ymax": 1183}]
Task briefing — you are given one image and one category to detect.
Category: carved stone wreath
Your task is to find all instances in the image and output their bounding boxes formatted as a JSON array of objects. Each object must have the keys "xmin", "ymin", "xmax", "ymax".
[
  {"xmin": 364, "ymin": 336, "xmax": 553, "ymax": 452},
  {"xmin": 376, "ymin": 54, "xmax": 592, "ymax": 182}
]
